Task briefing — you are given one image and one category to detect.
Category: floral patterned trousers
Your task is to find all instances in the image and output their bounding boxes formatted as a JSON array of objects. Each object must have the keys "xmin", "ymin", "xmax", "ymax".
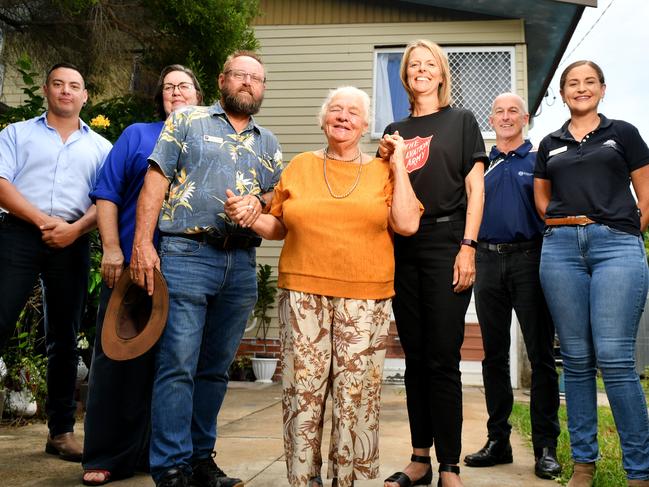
[{"xmin": 279, "ymin": 289, "xmax": 392, "ymax": 487}]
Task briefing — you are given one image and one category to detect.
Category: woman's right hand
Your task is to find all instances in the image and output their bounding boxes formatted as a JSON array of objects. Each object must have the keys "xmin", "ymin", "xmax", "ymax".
[
  {"xmin": 384, "ymin": 133, "xmax": 407, "ymax": 169},
  {"xmin": 101, "ymin": 245, "xmax": 124, "ymax": 288},
  {"xmin": 379, "ymin": 130, "xmax": 400, "ymax": 160}
]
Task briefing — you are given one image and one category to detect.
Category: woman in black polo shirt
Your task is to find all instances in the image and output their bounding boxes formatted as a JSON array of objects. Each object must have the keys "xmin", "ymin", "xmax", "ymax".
[{"xmin": 534, "ymin": 60, "xmax": 649, "ymax": 487}]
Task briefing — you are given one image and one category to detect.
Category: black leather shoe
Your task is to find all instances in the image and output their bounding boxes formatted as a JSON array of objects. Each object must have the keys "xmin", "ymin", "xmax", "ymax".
[
  {"xmin": 534, "ymin": 447, "xmax": 562, "ymax": 479},
  {"xmin": 157, "ymin": 468, "xmax": 189, "ymax": 487},
  {"xmin": 191, "ymin": 452, "xmax": 243, "ymax": 487},
  {"xmin": 463, "ymin": 439, "xmax": 513, "ymax": 467}
]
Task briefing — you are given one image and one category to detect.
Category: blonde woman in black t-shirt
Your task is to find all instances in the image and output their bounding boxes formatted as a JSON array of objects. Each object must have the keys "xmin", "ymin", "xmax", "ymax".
[
  {"xmin": 381, "ymin": 39, "xmax": 487, "ymax": 487},
  {"xmin": 535, "ymin": 60, "xmax": 649, "ymax": 487}
]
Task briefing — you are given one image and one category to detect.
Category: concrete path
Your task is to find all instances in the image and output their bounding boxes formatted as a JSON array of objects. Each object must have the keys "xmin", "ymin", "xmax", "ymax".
[{"xmin": 0, "ymin": 384, "xmax": 557, "ymax": 486}]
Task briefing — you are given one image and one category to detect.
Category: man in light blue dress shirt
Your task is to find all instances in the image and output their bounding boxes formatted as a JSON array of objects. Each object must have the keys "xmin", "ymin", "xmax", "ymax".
[{"xmin": 0, "ymin": 63, "xmax": 111, "ymax": 462}]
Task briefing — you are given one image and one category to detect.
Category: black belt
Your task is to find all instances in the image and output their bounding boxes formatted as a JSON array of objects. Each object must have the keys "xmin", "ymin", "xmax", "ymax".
[
  {"xmin": 0, "ymin": 212, "xmax": 79, "ymax": 227},
  {"xmin": 162, "ymin": 232, "xmax": 261, "ymax": 250},
  {"xmin": 0, "ymin": 212, "xmax": 39, "ymax": 228},
  {"xmin": 421, "ymin": 209, "xmax": 465, "ymax": 225},
  {"xmin": 478, "ymin": 239, "xmax": 541, "ymax": 254}
]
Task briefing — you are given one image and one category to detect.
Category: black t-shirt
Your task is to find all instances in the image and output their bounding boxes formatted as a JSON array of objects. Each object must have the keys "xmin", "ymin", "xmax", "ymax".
[
  {"xmin": 535, "ymin": 115, "xmax": 649, "ymax": 235},
  {"xmin": 383, "ymin": 107, "xmax": 487, "ymax": 219}
]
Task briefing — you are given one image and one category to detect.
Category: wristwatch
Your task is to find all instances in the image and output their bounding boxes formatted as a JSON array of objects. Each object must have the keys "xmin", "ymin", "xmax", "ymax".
[
  {"xmin": 460, "ymin": 238, "xmax": 478, "ymax": 249},
  {"xmin": 253, "ymin": 193, "xmax": 267, "ymax": 209}
]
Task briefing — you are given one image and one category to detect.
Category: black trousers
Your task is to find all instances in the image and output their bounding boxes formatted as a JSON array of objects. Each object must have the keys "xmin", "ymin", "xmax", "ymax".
[
  {"xmin": 393, "ymin": 221, "xmax": 471, "ymax": 465},
  {"xmin": 82, "ymin": 283, "xmax": 155, "ymax": 478},
  {"xmin": 474, "ymin": 244, "xmax": 560, "ymax": 450},
  {"xmin": 0, "ymin": 218, "xmax": 89, "ymax": 436}
]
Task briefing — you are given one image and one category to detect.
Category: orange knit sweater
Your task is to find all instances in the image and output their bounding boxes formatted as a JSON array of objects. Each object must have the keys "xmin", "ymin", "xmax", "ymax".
[{"xmin": 269, "ymin": 151, "xmax": 397, "ymax": 299}]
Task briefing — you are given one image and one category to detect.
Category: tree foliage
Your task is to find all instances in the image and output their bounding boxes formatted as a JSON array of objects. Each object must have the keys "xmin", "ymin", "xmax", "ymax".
[{"xmin": 0, "ymin": 0, "xmax": 260, "ymax": 100}]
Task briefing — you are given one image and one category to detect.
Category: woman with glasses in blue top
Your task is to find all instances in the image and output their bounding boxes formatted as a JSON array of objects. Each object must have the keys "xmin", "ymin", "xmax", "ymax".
[{"xmin": 82, "ymin": 65, "xmax": 202, "ymax": 487}]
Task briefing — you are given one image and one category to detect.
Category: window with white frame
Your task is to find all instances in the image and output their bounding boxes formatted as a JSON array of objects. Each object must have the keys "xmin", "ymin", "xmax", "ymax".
[{"xmin": 372, "ymin": 46, "xmax": 515, "ymax": 139}]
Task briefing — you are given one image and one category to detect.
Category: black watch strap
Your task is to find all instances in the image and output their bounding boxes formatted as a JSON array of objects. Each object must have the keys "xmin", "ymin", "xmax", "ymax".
[
  {"xmin": 254, "ymin": 193, "xmax": 267, "ymax": 208},
  {"xmin": 460, "ymin": 238, "xmax": 478, "ymax": 249}
]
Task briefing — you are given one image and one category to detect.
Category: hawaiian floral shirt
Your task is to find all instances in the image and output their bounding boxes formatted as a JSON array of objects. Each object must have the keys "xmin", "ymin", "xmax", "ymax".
[{"xmin": 149, "ymin": 102, "xmax": 283, "ymax": 237}]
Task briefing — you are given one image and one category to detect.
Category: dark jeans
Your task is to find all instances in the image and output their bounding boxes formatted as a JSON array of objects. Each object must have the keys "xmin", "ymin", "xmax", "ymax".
[
  {"xmin": 82, "ymin": 283, "xmax": 155, "ymax": 478},
  {"xmin": 393, "ymin": 221, "xmax": 470, "ymax": 465},
  {"xmin": 474, "ymin": 244, "xmax": 560, "ymax": 450},
  {"xmin": 0, "ymin": 218, "xmax": 89, "ymax": 436}
]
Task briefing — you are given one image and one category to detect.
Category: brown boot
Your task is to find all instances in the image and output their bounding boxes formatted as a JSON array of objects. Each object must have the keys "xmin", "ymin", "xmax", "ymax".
[
  {"xmin": 567, "ymin": 462, "xmax": 595, "ymax": 487},
  {"xmin": 628, "ymin": 480, "xmax": 649, "ymax": 486},
  {"xmin": 45, "ymin": 432, "xmax": 83, "ymax": 462}
]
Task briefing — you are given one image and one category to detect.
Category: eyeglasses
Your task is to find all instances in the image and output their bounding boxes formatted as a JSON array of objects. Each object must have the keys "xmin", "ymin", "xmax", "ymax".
[
  {"xmin": 162, "ymin": 82, "xmax": 195, "ymax": 94},
  {"xmin": 224, "ymin": 70, "xmax": 265, "ymax": 84}
]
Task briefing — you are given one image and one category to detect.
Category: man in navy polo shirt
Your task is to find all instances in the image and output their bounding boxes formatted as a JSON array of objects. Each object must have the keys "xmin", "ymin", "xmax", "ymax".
[{"xmin": 463, "ymin": 93, "xmax": 561, "ymax": 479}]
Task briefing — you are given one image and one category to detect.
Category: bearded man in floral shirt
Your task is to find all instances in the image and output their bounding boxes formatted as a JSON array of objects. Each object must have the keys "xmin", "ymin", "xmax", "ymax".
[{"xmin": 130, "ymin": 51, "xmax": 282, "ymax": 487}]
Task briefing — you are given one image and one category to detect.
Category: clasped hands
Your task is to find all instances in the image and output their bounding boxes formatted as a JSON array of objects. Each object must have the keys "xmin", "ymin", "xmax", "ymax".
[
  {"xmin": 40, "ymin": 216, "xmax": 80, "ymax": 248},
  {"xmin": 378, "ymin": 130, "xmax": 406, "ymax": 166},
  {"xmin": 224, "ymin": 189, "xmax": 263, "ymax": 228}
]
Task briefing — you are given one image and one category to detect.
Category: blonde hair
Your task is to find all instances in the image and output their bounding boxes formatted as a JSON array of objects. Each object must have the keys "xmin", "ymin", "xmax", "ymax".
[
  {"xmin": 318, "ymin": 86, "xmax": 371, "ymax": 128},
  {"xmin": 400, "ymin": 39, "xmax": 452, "ymax": 111}
]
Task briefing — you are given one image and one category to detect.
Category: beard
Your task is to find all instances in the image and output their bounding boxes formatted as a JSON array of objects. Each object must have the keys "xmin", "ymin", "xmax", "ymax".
[{"xmin": 221, "ymin": 85, "xmax": 264, "ymax": 116}]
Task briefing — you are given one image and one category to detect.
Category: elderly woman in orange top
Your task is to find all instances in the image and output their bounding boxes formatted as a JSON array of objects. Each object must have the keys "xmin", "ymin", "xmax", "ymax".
[{"xmin": 225, "ymin": 86, "xmax": 421, "ymax": 487}]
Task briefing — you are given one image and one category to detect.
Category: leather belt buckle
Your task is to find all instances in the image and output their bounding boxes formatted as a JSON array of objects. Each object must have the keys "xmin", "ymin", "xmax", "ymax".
[
  {"xmin": 576, "ymin": 215, "xmax": 593, "ymax": 226},
  {"xmin": 545, "ymin": 215, "xmax": 595, "ymax": 226},
  {"xmin": 496, "ymin": 243, "xmax": 510, "ymax": 254}
]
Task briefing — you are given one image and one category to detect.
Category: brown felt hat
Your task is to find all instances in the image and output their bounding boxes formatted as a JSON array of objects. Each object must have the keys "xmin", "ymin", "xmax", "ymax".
[{"xmin": 102, "ymin": 267, "xmax": 169, "ymax": 361}]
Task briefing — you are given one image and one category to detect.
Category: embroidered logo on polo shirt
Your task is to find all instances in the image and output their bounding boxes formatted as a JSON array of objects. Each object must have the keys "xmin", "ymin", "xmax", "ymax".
[
  {"xmin": 518, "ymin": 171, "xmax": 533, "ymax": 177},
  {"xmin": 403, "ymin": 135, "xmax": 433, "ymax": 173},
  {"xmin": 603, "ymin": 139, "xmax": 617, "ymax": 148}
]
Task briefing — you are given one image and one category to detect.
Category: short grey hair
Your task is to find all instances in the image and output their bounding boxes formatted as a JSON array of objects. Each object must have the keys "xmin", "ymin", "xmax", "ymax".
[
  {"xmin": 318, "ymin": 86, "xmax": 371, "ymax": 128},
  {"xmin": 491, "ymin": 92, "xmax": 528, "ymax": 115}
]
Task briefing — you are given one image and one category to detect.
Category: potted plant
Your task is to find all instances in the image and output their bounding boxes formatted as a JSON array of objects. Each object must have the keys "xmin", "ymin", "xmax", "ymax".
[
  {"xmin": 228, "ymin": 355, "xmax": 254, "ymax": 381},
  {"xmin": 2, "ymin": 338, "xmax": 45, "ymax": 419},
  {"xmin": 250, "ymin": 264, "xmax": 279, "ymax": 383},
  {"xmin": 1, "ymin": 293, "xmax": 48, "ymax": 420}
]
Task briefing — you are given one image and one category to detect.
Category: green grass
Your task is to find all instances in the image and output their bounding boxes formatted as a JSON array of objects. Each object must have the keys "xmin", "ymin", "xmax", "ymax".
[{"xmin": 510, "ymin": 403, "xmax": 625, "ymax": 486}]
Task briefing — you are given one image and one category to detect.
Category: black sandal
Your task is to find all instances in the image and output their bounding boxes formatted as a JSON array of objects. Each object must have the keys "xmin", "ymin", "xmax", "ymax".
[
  {"xmin": 437, "ymin": 464, "xmax": 460, "ymax": 487},
  {"xmin": 384, "ymin": 454, "xmax": 433, "ymax": 486}
]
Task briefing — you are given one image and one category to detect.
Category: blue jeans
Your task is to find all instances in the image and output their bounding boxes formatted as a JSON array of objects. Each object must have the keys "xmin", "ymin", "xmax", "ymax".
[
  {"xmin": 540, "ymin": 224, "xmax": 649, "ymax": 480},
  {"xmin": 150, "ymin": 236, "xmax": 257, "ymax": 481}
]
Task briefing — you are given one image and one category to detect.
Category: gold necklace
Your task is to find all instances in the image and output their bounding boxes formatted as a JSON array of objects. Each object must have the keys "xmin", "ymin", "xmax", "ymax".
[
  {"xmin": 324, "ymin": 147, "xmax": 361, "ymax": 162},
  {"xmin": 323, "ymin": 147, "xmax": 363, "ymax": 199}
]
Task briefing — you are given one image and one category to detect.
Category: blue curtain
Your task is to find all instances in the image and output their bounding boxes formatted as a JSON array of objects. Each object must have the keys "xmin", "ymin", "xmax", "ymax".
[{"xmin": 387, "ymin": 54, "xmax": 410, "ymax": 122}]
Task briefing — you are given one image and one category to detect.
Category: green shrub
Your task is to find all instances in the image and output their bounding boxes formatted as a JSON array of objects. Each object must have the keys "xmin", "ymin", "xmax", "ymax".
[
  {"xmin": 81, "ymin": 94, "xmax": 157, "ymax": 143},
  {"xmin": 0, "ymin": 54, "xmax": 45, "ymax": 128}
]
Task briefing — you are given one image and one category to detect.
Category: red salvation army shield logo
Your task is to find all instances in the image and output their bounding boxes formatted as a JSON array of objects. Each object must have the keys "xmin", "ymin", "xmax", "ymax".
[{"xmin": 404, "ymin": 135, "xmax": 433, "ymax": 173}]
